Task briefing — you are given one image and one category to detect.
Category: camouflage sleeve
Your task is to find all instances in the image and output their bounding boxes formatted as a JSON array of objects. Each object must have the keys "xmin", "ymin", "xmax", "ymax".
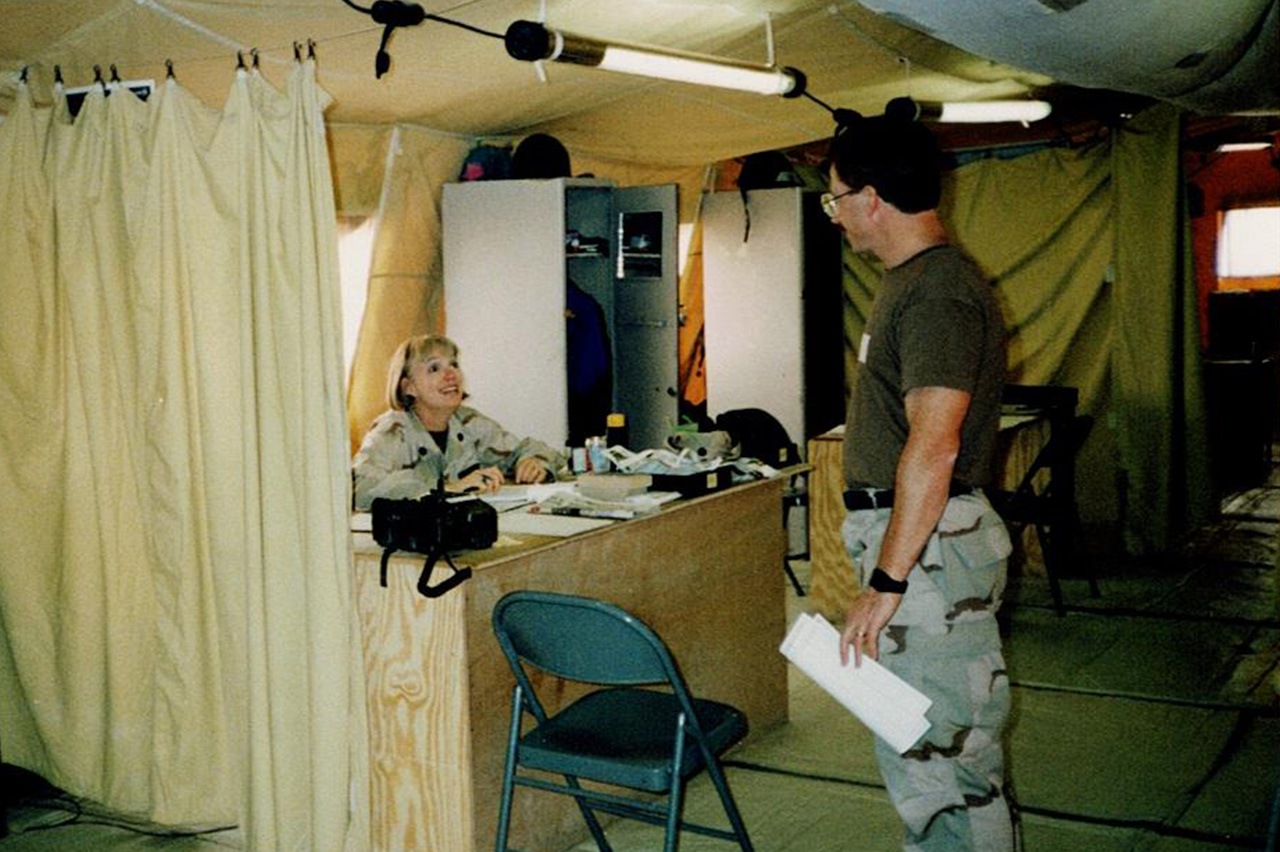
[
  {"xmin": 465, "ymin": 411, "xmax": 567, "ymax": 478},
  {"xmin": 351, "ymin": 415, "xmax": 436, "ymax": 509}
]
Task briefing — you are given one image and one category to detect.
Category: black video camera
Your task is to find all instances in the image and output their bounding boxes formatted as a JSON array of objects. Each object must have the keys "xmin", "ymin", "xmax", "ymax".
[{"xmin": 371, "ymin": 486, "xmax": 497, "ymax": 598}]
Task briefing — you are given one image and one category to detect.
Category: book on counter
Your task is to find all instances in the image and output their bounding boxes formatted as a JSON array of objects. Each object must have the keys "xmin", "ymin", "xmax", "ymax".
[
  {"xmin": 779, "ymin": 612, "xmax": 933, "ymax": 754},
  {"xmin": 575, "ymin": 473, "xmax": 652, "ymax": 500}
]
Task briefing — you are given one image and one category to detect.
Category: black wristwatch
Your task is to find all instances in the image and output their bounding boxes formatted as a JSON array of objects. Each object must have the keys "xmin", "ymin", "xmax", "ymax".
[{"xmin": 868, "ymin": 567, "xmax": 908, "ymax": 594}]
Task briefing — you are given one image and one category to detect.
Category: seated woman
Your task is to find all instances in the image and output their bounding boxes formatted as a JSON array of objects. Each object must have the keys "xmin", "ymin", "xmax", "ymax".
[{"xmin": 353, "ymin": 334, "xmax": 565, "ymax": 510}]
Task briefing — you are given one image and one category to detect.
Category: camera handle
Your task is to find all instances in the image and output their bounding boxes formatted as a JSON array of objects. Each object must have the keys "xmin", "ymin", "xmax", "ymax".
[
  {"xmin": 416, "ymin": 547, "xmax": 472, "ymax": 598},
  {"xmin": 378, "ymin": 546, "xmax": 473, "ymax": 598}
]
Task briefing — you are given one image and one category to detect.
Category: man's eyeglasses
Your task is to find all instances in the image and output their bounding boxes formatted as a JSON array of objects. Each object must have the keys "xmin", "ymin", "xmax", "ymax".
[{"xmin": 820, "ymin": 188, "xmax": 858, "ymax": 218}]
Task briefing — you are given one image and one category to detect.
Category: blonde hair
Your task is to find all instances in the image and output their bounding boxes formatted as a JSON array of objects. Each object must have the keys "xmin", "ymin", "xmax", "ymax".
[{"xmin": 386, "ymin": 334, "xmax": 461, "ymax": 411}]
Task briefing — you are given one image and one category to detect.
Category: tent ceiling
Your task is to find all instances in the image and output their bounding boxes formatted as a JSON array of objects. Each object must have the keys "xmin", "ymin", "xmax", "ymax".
[
  {"xmin": 857, "ymin": 0, "xmax": 1280, "ymax": 115},
  {"xmin": 0, "ymin": 0, "xmax": 1275, "ymax": 166}
]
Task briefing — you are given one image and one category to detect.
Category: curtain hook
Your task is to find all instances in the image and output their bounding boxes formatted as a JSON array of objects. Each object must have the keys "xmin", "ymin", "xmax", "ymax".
[
  {"xmin": 19, "ymin": 65, "xmax": 28, "ymax": 84},
  {"xmin": 165, "ymin": 59, "xmax": 176, "ymax": 80},
  {"xmin": 93, "ymin": 64, "xmax": 105, "ymax": 89},
  {"xmin": 251, "ymin": 47, "xmax": 260, "ymax": 70},
  {"xmin": 55, "ymin": 65, "xmax": 64, "ymax": 86},
  {"xmin": 307, "ymin": 39, "xmax": 316, "ymax": 60},
  {"xmin": 293, "ymin": 41, "xmax": 302, "ymax": 62},
  {"xmin": 236, "ymin": 50, "xmax": 246, "ymax": 71},
  {"xmin": 110, "ymin": 64, "xmax": 121, "ymax": 84}
]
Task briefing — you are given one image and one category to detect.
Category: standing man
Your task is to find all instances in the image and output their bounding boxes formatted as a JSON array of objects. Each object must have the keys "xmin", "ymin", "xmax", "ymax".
[{"xmin": 827, "ymin": 114, "xmax": 1014, "ymax": 851}]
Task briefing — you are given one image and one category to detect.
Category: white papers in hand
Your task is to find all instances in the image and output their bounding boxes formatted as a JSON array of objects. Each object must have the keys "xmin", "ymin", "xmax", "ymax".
[{"xmin": 779, "ymin": 612, "xmax": 932, "ymax": 754}]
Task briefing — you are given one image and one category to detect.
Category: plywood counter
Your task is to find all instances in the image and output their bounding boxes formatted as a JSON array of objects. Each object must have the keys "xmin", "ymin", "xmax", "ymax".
[{"xmin": 352, "ymin": 476, "xmax": 790, "ymax": 852}]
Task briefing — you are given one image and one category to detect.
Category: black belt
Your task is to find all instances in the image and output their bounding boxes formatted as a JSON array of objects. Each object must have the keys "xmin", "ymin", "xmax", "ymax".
[{"xmin": 843, "ymin": 483, "xmax": 974, "ymax": 511}]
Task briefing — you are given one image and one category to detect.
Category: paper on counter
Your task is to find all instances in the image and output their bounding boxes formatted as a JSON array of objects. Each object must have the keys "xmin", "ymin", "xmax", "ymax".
[
  {"xmin": 498, "ymin": 507, "xmax": 615, "ymax": 537},
  {"xmin": 779, "ymin": 612, "xmax": 932, "ymax": 754},
  {"xmin": 482, "ymin": 482, "xmax": 576, "ymax": 505}
]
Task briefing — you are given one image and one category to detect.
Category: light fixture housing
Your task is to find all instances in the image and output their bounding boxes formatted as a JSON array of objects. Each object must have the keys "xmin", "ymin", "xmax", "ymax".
[
  {"xmin": 886, "ymin": 96, "xmax": 1052, "ymax": 124},
  {"xmin": 505, "ymin": 19, "xmax": 806, "ymax": 98}
]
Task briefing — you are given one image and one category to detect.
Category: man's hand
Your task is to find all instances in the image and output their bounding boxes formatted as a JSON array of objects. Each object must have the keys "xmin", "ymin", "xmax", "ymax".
[{"xmin": 840, "ymin": 589, "xmax": 903, "ymax": 667}]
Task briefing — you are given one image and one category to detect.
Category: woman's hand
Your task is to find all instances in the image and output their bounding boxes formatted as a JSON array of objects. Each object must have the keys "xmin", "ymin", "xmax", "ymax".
[
  {"xmin": 454, "ymin": 466, "xmax": 505, "ymax": 493},
  {"xmin": 514, "ymin": 457, "xmax": 549, "ymax": 484}
]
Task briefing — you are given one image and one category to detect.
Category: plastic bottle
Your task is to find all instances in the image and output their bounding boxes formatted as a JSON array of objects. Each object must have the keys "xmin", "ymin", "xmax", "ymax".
[{"xmin": 586, "ymin": 436, "xmax": 609, "ymax": 472}]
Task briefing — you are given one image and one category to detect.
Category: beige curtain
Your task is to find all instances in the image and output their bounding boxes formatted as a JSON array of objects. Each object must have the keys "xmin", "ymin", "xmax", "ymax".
[{"xmin": 0, "ymin": 63, "xmax": 368, "ymax": 851}]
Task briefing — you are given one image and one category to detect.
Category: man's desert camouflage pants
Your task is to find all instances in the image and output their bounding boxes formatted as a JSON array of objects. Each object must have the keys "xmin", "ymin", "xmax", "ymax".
[{"xmin": 842, "ymin": 491, "xmax": 1015, "ymax": 852}]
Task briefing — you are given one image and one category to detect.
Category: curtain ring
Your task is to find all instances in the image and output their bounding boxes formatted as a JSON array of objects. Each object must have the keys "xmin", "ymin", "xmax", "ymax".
[
  {"xmin": 19, "ymin": 66, "xmax": 28, "ymax": 84},
  {"xmin": 307, "ymin": 39, "xmax": 316, "ymax": 60},
  {"xmin": 55, "ymin": 65, "xmax": 64, "ymax": 85},
  {"xmin": 293, "ymin": 41, "xmax": 302, "ymax": 62},
  {"xmin": 251, "ymin": 47, "xmax": 260, "ymax": 70},
  {"xmin": 93, "ymin": 64, "xmax": 105, "ymax": 89},
  {"xmin": 165, "ymin": 59, "xmax": 176, "ymax": 80},
  {"xmin": 110, "ymin": 64, "xmax": 121, "ymax": 83},
  {"xmin": 236, "ymin": 51, "xmax": 246, "ymax": 70}
]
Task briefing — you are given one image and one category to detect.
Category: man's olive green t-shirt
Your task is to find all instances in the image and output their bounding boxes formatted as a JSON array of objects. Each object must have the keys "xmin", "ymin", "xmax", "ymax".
[{"xmin": 843, "ymin": 245, "xmax": 1007, "ymax": 490}]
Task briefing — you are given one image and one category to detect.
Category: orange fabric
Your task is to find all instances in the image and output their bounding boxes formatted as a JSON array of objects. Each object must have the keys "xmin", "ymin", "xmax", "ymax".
[{"xmin": 678, "ymin": 217, "xmax": 707, "ymax": 407}]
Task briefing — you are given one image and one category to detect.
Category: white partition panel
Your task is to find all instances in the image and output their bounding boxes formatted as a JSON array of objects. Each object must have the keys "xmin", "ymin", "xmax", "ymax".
[
  {"xmin": 703, "ymin": 188, "xmax": 807, "ymax": 450},
  {"xmin": 443, "ymin": 180, "xmax": 570, "ymax": 448}
]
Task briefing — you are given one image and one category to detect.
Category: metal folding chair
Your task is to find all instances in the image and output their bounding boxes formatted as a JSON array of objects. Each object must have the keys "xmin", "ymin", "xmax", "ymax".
[
  {"xmin": 782, "ymin": 472, "xmax": 808, "ymax": 596},
  {"xmin": 491, "ymin": 590, "xmax": 755, "ymax": 852},
  {"xmin": 989, "ymin": 413, "xmax": 1100, "ymax": 614}
]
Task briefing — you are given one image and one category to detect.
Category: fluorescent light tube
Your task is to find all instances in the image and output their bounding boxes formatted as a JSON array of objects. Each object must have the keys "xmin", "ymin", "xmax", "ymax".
[
  {"xmin": 1216, "ymin": 142, "xmax": 1270, "ymax": 152},
  {"xmin": 505, "ymin": 20, "xmax": 805, "ymax": 98},
  {"xmin": 886, "ymin": 96, "xmax": 1052, "ymax": 124},
  {"xmin": 596, "ymin": 45, "xmax": 798, "ymax": 95},
  {"xmin": 938, "ymin": 100, "xmax": 1052, "ymax": 123}
]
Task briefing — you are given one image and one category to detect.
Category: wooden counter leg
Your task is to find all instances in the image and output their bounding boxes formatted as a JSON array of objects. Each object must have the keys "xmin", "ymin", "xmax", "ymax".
[{"xmin": 807, "ymin": 436, "xmax": 858, "ymax": 622}]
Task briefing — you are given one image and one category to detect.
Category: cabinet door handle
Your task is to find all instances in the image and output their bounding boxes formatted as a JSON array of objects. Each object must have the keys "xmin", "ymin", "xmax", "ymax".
[{"xmin": 618, "ymin": 319, "xmax": 670, "ymax": 329}]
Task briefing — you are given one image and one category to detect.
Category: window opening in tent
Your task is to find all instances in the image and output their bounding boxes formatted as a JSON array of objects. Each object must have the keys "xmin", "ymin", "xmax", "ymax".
[
  {"xmin": 339, "ymin": 217, "xmax": 376, "ymax": 382},
  {"xmin": 1217, "ymin": 206, "xmax": 1280, "ymax": 289}
]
